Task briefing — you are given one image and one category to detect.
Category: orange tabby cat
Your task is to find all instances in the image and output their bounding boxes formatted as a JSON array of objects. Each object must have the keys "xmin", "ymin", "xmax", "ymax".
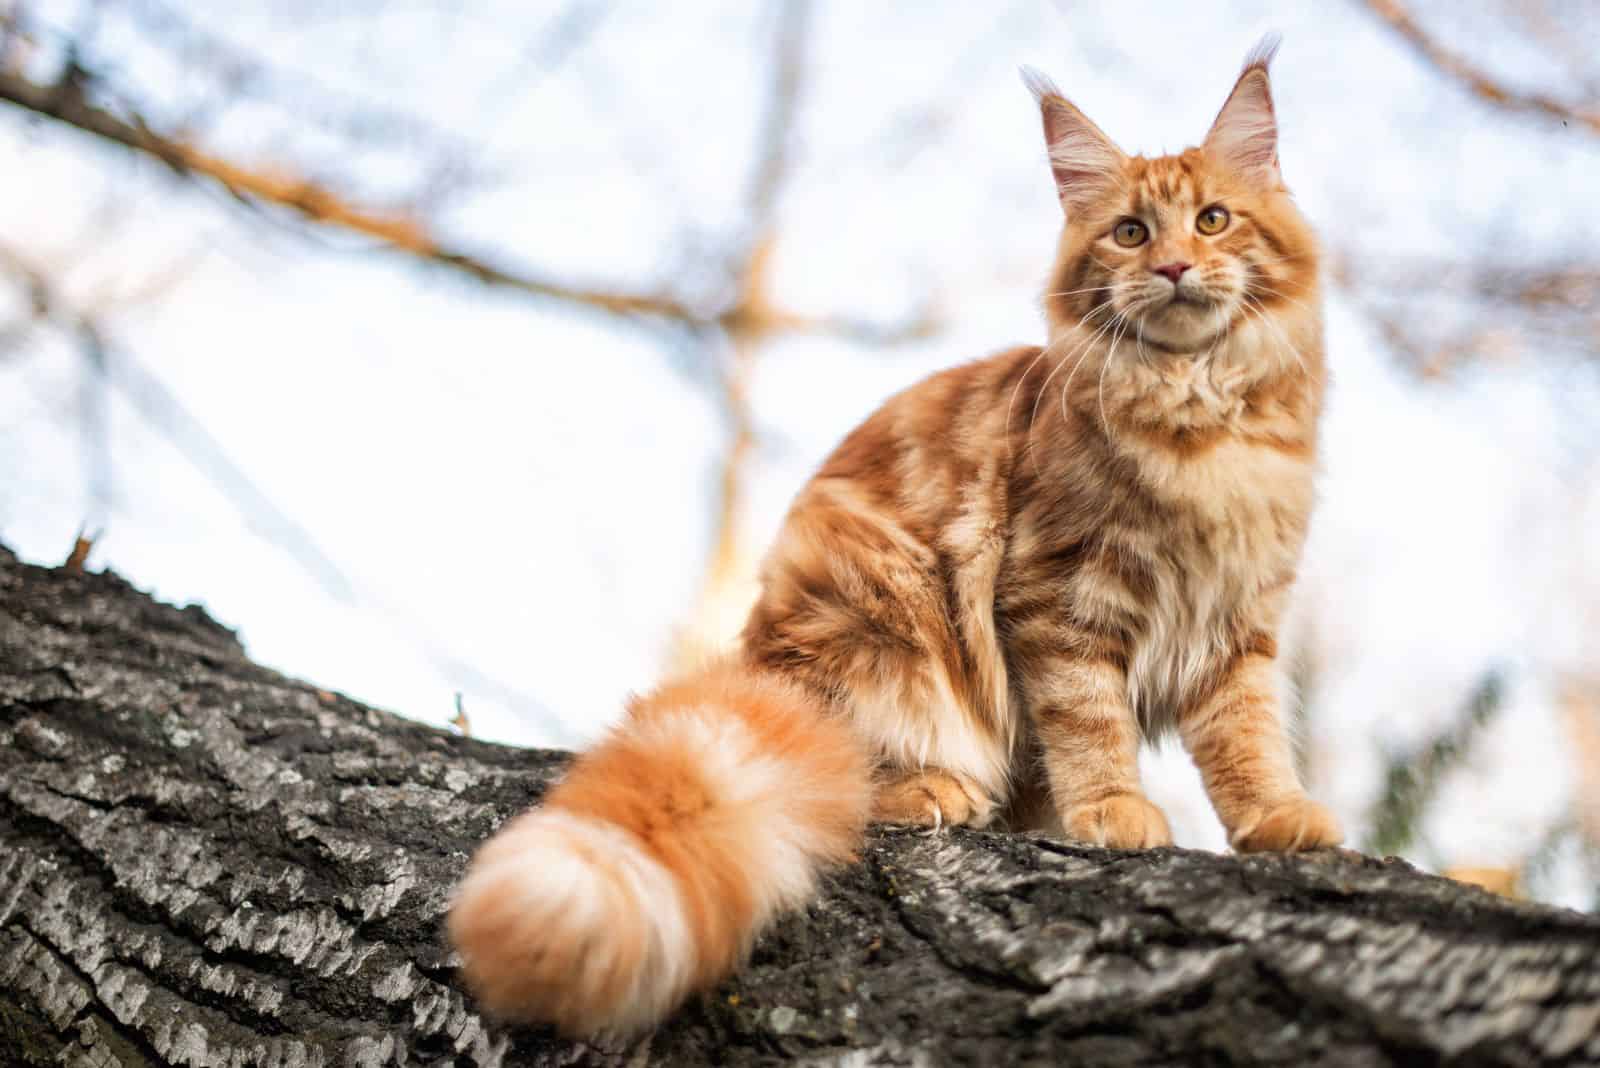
[{"xmin": 450, "ymin": 36, "xmax": 1340, "ymax": 1037}]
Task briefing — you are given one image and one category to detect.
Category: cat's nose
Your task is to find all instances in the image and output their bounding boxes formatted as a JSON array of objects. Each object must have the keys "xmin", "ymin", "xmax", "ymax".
[{"xmin": 1152, "ymin": 262, "xmax": 1192, "ymax": 284}]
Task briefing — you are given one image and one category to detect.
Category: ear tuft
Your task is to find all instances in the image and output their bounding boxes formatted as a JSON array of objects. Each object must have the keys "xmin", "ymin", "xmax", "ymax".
[
  {"xmin": 1019, "ymin": 66, "xmax": 1060, "ymax": 104},
  {"xmin": 1022, "ymin": 67, "xmax": 1126, "ymax": 218},
  {"xmin": 1205, "ymin": 34, "xmax": 1283, "ymax": 186},
  {"xmin": 1240, "ymin": 31, "xmax": 1282, "ymax": 76}
]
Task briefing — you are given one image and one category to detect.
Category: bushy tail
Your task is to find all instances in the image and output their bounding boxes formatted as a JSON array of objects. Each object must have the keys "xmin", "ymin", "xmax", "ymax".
[{"xmin": 447, "ymin": 659, "xmax": 872, "ymax": 1037}]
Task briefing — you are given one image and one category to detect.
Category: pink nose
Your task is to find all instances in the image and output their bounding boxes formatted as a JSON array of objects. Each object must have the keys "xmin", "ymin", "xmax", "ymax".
[{"xmin": 1153, "ymin": 262, "xmax": 1191, "ymax": 284}]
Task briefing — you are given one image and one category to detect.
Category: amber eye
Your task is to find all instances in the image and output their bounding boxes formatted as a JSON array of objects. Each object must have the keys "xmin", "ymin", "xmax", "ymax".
[
  {"xmin": 1112, "ymin": 219, "xmax": 1148, "ymax": 248},
  {"xmin": 1196, "ymin": 205, "xmax": 1230, "ymax": 235}
]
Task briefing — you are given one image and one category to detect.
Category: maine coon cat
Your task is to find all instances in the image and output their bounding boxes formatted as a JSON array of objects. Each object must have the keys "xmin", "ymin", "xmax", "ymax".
[{"xmin": 449, "ymin": 36, "xmax": 1339, "ymax": 1037}]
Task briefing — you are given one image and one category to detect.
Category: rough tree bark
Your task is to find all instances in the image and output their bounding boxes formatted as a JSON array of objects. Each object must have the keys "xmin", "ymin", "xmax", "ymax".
[{"xmin": 2, "ymin": 547, "xmax": 1598, "ymax": 1068}]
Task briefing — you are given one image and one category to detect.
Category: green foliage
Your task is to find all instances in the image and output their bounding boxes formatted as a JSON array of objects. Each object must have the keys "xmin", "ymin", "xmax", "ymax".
[{"xmin": 1364, "ymin": 672, "xmax": 1504, "ymax": 858}]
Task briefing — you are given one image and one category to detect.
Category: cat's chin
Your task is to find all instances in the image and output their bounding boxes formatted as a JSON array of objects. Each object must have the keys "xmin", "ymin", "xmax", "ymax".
[{"xmin": 1133, "ymin": 299, "xmax": 1231, "ymax": 353}]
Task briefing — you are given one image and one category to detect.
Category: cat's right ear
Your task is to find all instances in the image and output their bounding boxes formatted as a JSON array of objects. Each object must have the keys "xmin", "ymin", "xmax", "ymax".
[{"xmin": 1022, "ymin": 68, "xmax": 1127, "ymax": 218}]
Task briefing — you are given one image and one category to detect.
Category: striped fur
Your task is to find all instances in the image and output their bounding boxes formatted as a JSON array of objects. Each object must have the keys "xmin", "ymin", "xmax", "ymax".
[{"xmin": 449, "ymin": 36, "xmax": 1339, "ymax": 1037}]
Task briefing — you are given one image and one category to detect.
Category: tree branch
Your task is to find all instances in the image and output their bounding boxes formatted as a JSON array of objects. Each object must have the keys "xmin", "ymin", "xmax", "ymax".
[
  {"xmin": 0, "ymin": 65, "xmax": 699, "ymax": 325},
  {"xmin": 0, "ymin": 59, "xmax": 939, "ymax": 345},
  {"xmin": 3, "ymin": 552, "xmax": 1600, "ymax": 1065},
  {"xmin": 1362, "ymin": 0, "xmax": 1600, "ymax": 136}
]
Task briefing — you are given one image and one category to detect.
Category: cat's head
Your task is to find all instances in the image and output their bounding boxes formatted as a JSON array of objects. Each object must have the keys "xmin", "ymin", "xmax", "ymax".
[{"xmin": 1027, "ymin": 36, "xmax": 1318, "ymax": 357}]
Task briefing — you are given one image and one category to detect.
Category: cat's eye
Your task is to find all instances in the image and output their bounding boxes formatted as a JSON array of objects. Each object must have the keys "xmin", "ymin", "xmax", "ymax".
[
  {"xmin": 1196, "ymin": 205, "xmax": 1230, "ymax": 235},
  {"xmin": 1112, "ymin": 219, "xmax": 1148, "ymax": 247}
]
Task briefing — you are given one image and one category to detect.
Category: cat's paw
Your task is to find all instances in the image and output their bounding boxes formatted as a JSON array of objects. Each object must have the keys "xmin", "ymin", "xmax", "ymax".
[
  {"xmin": 1230, "ymin": 797, "xmax": 1342, "ymax": 852},
  {"xmin": 1063, "ymin": 793, "xmax": 1173, "ymax": 849},
  {"xmin": 873, "ymin": 769, "xmax": 995, "ymax": 830}
]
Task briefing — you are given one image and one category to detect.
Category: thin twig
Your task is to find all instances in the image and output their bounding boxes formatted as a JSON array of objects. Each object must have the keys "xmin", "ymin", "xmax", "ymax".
[
  {"xmin": 119, "ymin": 0, "xmax": 472, "ymax": 153},
  {"xmin": 62, "ymin": 528, "xmax": 95, "ymax": 573}
]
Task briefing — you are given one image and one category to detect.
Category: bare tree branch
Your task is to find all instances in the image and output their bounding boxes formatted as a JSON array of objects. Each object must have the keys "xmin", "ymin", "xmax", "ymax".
[
  {"xmin": 740, "ymin": 1, "xmax": 810, "ymax": 244},
  {"xmin": 1362, "ymin": 0, "xmax": 1600, "ymax": 136},
  {"xmin": 0, "ymin": 56, "xmax": 945, "ymax": 347},
  {"xmin": 672, "ymin": 1, "xmax": 812, "ymax": 666},
  {"xmin": 119, "ymin": 0, "xmax": 472, "ymax": 153},
  {"xmin": 472, "ymin": 0, "xmax": 613, "ymax": 133},
  {"xmin": 0, "ymin": 65, "xmax": 700, "ymax": 324},
  {"xmin": 1, "ymin": 2, "xmax": 938, "ymax": 712},
  {"xmin": 1333, "ymin": 253, "xmax": 1600, "ymax": 377},
  {"xmin": 6, "ymin": 557, "xmax": 1600, "ymax": 1064}
]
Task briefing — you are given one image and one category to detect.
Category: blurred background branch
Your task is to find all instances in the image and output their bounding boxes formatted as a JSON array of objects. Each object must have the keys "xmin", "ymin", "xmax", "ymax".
[{"xmin": 1361, "ymin": 0, "xmax": 1600, "ymax": 136}]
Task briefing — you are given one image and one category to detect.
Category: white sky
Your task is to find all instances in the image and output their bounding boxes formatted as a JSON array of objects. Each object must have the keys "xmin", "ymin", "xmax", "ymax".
[{"xmin": 2, "ymin": 1, "xmax": 1597, "ymax": 905}]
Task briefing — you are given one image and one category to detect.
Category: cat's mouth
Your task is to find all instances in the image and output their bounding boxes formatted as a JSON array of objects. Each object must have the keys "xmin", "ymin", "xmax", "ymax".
[
  {"xmin": 1164, "ymin": 287, "xmax": 1217, "ymax": 309},
  {"xmin": 1129, "ymin": 289, "xmax": 1236, "ymax": 351},
  {"xmin": 1123, "ymin": 282, "xmax": 1238, "ymax": 341},
  {"xmin": 1124, "ymin": 292, "xmax": 1212, "ymax": 326}
]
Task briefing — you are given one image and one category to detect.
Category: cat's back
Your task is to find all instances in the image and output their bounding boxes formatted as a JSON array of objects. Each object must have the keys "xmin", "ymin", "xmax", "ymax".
[
  {"xmin": 814, "ymin": 344, "xmax": 1044, "ymax": 492},
  {"xmin": 742, "ymin": 345, "xmax": 1041, "ymax": 712}
]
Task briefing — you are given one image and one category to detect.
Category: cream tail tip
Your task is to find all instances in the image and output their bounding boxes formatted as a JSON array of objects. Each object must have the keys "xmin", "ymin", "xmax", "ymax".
[{"xmin": 448, "ymin": 809, "xmax": 696, "ymax": 1037}]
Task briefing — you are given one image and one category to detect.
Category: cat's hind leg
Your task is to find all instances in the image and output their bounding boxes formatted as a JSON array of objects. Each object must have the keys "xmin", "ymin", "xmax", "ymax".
[{"xmin": 872, "ymin": 767, "xmax": 998, "ymax": 830}]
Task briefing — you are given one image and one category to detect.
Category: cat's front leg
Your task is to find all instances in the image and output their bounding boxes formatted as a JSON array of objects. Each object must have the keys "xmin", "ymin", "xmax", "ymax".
[
  {"xmin": 1028, "ymin": 650, "xmax": 1172, "ymax": 849},
  {"xmin": 1179, "ymin": 651, "xmax": 1341, "ymax": 852}
]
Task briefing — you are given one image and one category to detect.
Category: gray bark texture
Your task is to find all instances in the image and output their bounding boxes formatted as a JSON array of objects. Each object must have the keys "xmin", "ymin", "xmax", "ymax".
[{"xmin": 3, "ymin": 547, "xmax": 1600, "ymax": 1068}]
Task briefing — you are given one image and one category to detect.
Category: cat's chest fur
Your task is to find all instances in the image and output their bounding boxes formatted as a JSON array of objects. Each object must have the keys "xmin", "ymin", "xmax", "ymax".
[
  {"xmin": 1124, "ymin": 438, "xmax": 1312, "ymax": 727},
  {"xmin": 1032, "ymin": 431, "xmax": 1314, "ymax": 732}
]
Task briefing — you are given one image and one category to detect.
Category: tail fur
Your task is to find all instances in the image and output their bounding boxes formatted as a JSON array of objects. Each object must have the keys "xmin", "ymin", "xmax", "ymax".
[{"xmin": 447, "ymin": 659, "xmax": 872, "ymax": 1036}]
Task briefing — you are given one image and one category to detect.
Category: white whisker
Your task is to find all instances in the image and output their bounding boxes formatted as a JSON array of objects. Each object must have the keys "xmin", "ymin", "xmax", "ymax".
[
  {"xmin": 1097, "ymin": 303, "xmax": 1140, "ymax": 436},
  {"xmin": 1025, "ymin": 322, "xmax": 1101, "ymax": 475},
  {"xmin": 1248, "ymin": 282, "xmax": 1317, "ymax": 316},
  {"xmin": 1239, "ymin": 293, "xmax": 1309, "ymax": 376},
  {"xmin": 1041, "ymin": 283, "xmax": 1119, "ymax": 299},
  {"xmin": 1133, "ymin": 311, "xmax": 1156, "ymax": 366},
  {"xmin": 1003, "ymin": 337, "xmax": 1064, "ymax": 461},
  {"xmin": 1031, "ymin": 309, "xmax": 1122, "ymax": 474}
]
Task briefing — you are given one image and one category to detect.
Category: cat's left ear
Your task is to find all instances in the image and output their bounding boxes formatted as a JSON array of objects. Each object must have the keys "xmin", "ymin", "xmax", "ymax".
[{"xmin": 1204, "ymin": 34, "xmax": 1282, "ymax": 187}]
